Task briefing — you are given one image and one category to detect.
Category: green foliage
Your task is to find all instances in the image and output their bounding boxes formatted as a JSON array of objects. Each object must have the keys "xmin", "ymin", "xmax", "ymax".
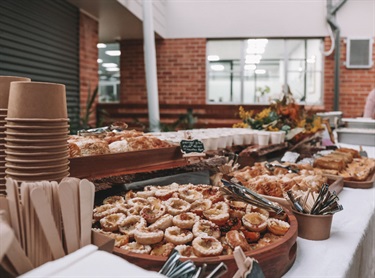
[{"xmin": 80, "ymin": 83, "xmax": 98, "ymax": 130}]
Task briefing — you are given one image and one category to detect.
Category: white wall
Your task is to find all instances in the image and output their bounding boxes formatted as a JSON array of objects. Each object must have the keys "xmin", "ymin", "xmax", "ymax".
[
  {"xmin": 165, "ymin": 0, "xmax": 375, "ymax": 39},
  {"xmin": 117, "ymin": 0, "xmax": 167, "ymax": 37}
]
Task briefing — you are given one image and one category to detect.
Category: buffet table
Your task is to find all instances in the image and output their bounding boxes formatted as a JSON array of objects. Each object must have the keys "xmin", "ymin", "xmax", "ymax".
[{"xmin": 284, "ymin": 144, "xmax": 375, "ymax": 278}]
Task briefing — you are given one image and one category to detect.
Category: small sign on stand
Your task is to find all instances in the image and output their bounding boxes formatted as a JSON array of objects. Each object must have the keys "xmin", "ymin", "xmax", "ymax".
[{"xmin": 180, "ymin": 139, "xmax": 206, "ymax": 164}]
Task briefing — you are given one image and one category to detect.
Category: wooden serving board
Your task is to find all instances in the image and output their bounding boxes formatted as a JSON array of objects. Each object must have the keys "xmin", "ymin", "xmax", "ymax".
[
  {"xmin": 113, "ymin": 210, "xmax": 298, "ymax": 278},
  {"xmin": 260, "ymin": 175, "xmax": 344, "ymax": 209},
  {"xmin": 343, "ymin": 168, "xmax": 375, "ymax": 189},
  {"xmin": 69, "ymin": 146, "xmax": 186, "ymax": 179}
]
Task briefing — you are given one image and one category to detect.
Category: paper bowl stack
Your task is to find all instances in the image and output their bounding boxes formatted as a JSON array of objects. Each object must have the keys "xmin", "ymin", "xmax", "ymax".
[
  {"xmin": 4, "ymin": 81, "xmax": 70, "ymax": 184},
  {"xmin": 0, "ymin": 76, "xmax": 31, "ymax": 194}
]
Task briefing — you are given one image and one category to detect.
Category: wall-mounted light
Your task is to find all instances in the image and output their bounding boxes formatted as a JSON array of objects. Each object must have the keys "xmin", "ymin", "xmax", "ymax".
[
  {"xmin": 102, "ymin": 63, "xmax": 118, "ymax": 68},
  {"xmin": 97, "ymin": 43, "xmax": 107, "ymax": 48},
  {"xmin": 245, "ymin": 55, "xmax": 262, "ymax": 64},
  {"xmin": 255, "ymin": 69, "xmax": 266, "ymax": 74},
  {"xmin": 106, "ymin": 67, "xmax": 120, "ymax": 72},
  {"xmin": 244, "ymin": 64, "xmax": 257, "ymax": 70},
  {"xmin": 210, "ymin": 64, "xmax": 225, "ymax": 71},
  {"xmin": 105, "ymin": 50, "xmax": 121, "ymax": 56},
  {"xmin": 208, "ymin": 55, "xmax": 220, "ymax": 61},
  {"xmin": 97, "ymin": 59, "xmax": 103, "ymax": 63}
]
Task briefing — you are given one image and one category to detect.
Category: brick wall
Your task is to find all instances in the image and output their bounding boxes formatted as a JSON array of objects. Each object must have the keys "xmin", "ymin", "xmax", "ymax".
[
  {"xmin": 79, "ymin": 12, "xmax": 99, "ymax": 127},
  {"xmin": 120, "ymin": 38, "xmax": 206, "ymax": 105},
  {"xmin": 324, "ymin": 37, "xmax": 375, "ymax": 118},
  {"xmin": 119, "ymin": 37, "xmax": 374, "ymax": 119}
]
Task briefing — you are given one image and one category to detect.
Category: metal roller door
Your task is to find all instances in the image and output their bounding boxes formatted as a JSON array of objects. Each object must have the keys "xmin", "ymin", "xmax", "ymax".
[{"xmin": 0, "ymin": 0, "xmax": 80, "ymax": 132}]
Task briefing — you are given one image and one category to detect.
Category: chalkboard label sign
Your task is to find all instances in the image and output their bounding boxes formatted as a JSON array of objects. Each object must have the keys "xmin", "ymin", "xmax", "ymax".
[{"xmin": 180, "ymin": 139, "xmax": 205, "ymax": 153}]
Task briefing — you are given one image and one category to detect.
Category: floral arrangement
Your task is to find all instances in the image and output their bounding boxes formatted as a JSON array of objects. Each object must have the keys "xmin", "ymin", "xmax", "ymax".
[{"xmin": 233, "ymin": 92, "xmax": 323, "ymax": 141}]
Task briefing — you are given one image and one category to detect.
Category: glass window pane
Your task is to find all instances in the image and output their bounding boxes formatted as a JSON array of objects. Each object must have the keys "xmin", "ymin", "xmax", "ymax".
[{"xmin": 98, "ymin": 42, "xmax": 120, "ymax": 103}]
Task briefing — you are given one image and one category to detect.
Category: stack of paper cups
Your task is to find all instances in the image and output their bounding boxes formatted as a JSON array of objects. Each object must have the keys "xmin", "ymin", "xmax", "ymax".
[
  {"xmin": 4, "ymin": 81, "xmax": 70, "ymax": 184},
  {"xmin": 0, "ymin": 76, "xmax": 31, "ymax": 194}
]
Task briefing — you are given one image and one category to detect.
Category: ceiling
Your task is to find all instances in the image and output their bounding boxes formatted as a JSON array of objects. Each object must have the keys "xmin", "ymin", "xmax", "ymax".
[{"xmin": 67, "ymin": 0, "xmax": 144, "ymax": 42}]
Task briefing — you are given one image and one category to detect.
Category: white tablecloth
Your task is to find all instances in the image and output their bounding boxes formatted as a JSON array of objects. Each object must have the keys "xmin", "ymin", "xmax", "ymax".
[{"xmin": 285, "ymin": 143, "xmax": 375, "ymax": 278}]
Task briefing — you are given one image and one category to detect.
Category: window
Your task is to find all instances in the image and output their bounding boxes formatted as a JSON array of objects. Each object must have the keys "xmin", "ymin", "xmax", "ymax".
[
  {"xmin": 97, "ymin": 42, "xmax": 121, "ymax": 102},
  {"xmin": 206, "ymin": 39, "xmax": 323, "ymax": 105}
]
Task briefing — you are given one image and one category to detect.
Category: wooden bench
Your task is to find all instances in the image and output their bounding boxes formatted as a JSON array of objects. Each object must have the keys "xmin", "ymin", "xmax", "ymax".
[{"xmin": 96, "ymin": 103, "xmax": 270, "ymax": 130}]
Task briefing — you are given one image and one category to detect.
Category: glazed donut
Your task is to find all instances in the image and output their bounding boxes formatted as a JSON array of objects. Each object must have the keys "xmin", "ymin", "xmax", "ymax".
[
  {"xmin": 164, "ymin": 198, "xmax": 191, "ymax": 216},
  {"xmin": 174, "ymin": 245, "xmax": 197, "ymax": 258},
  {"xmin": 150, "ymin": 242, "xmax": 175, "ymax": 257},
  {"xmin": 154, "ymin": 188, "xmax": 176, "ymax": 200},
  {"xmin": 92, "ymin": 228, "xmax": 129, "ymax": 247},
  {"xmin": 172, "ymin": 212, "xmax": 200, "ymax": 229},
  {"xmin": 267, "ymin": 218, "xmax": 290, "ymax": 236},
  {"xmin": 120, "ymin": 242, "xmax": 151, "ymax": 254},
  {"xmin": 242, "ymin": 212, "xmax": 268, "ymax": 232},
  {"xmin": 192, "ymin": 220, "xmax": 221, "ymax": 239},
  {"xmin": 224, "ymin": 196, "xmax": 247, "ymax": 211},
  {"xmin": 225, "ymin": 230, "xmax": 251, "ymax": 251},
  {"xmin": 99, "ymin": 213, "xmax": 127, "ymax": 232},
  {"xmin": 103, "ymin": 195, "xmax": 125, "ymax": 205},
  {"xmin": 148, "ymin": 214, "xmax": 174, "ymax": 231},
  {"xmin": 93, "ymin": 204, "xmax": 119, "ymax": 221},
  {"xmin": 127, "ymin": 197, "xmax": 149, "ymax": 208},
  {"xmin": 116, "ymin": 203, "xmax": 131, "ymax": 215},
  {"xmin": 165, "ymin": 226, "xmax": 194, "ymax": 245},
  {"xmin": 134, "ymin": 227, "xmax": 164, "ymax": 245},
  {"xmin": 178, "ymin": 188, "xmax": 203, "ymax": 203},
  {"xmin": 136, "ymin": 190, "xmax": 155, "ymax": 198},
  {"xmin": 118, "ymin": 215, "xmax": 146, "ymax": 237},
  {"xmin": 203, "ymin": 201, "xmax": 230, "ymax": 226},
  {"xmin": 201, "ymin": 187, "xmax": 224, "ymax": 203},
  {"xmin": 190, "ymin": 199, "xmax": 212, "ymax": 216},
  {"xmin": 245, "ymin": 204, "xmax": 270, "ymax": 218},
  {"xmin": 192, "ymin": 236, "xmax": 223, "ymax": 257},
  {"xmin": 140, "ymin": 204, "xmax": 166, "ymax": 224}
]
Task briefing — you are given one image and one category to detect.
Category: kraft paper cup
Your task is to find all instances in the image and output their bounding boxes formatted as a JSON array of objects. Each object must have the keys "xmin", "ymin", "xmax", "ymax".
[
  {"xmin": 5, "ymin": 155, "xmax": 69, "ymax": 164},
  {"xmin": 6, "ymin": 171, "xmax": 70, "ymax": 182},
  {"xmin": 5, "ymin": 124, "xmax": 69, "ymax": 133},
  {"xmin": 292, "ymin": 210, "xmax": 333, "ymax": 240},
  {"xmin": 5, "ymin": 137, "xmax": 68, "ymax": 146},
  {"xmin": 5, "ymin": 149, "xmax": 69, "ymax": 157},
  {"xmin": 5, "ymin": 161, "xmax": 69, "ymax": 170},
  {"xmin": 5, "ymin": 165, "xmax": 69, "ymax": 174},
  {"xmin": 5, "ymin": 151, "xmax": 69, "ymax": 161},
  {"xmin": 7, "ymin": 81, "xmax": 67, "ymax": 119},
  {"xmin": 0, "ymin": 76, "xmax": 31, "ymax": 109},
  {"xmin": 4, "ymin": 159, "xmax": 69, "ymax": 168},
  {"xmin": 4, "ymin": 144, "xmax": 68, "ymax": 152},
  {"xmin": 4, "ymin": 131, "xmax": 69, "ymax": 139}
]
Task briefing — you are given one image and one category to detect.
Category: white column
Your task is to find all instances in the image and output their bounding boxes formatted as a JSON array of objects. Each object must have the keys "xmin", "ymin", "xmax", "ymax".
[{"xmin": 142, "ymin": 0, "xmax": 160, "ymax": 131}]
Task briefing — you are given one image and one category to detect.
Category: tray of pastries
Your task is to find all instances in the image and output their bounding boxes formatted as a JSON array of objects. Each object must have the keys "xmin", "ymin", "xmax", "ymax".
[
  {"xmin": 230, "ymin": 162, "xmax": 343, "ymax": 208},
  {"xmin": 92, "ymin": 183, "xmax": 297, "ymax": 278},
  {"xmin": 312, "ymin": 148, "xmax": 375, "ymax": 189},
  {"xmin": 68, "ymin": 131, "xmax": 186, "ymax": 178}
]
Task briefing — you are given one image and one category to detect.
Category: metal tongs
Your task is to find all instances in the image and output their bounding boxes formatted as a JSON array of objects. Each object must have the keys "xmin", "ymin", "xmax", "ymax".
[
  {"xmin": 221, "ymin": 179, "xmax": 284, "ymax": 214},
  {"xmin": 77, "ymin": 122, "xmax": 128, "ymax": 136},
  {"xmin": 265, "ymin": 162, "xmax": 299, "ymax": 174}
]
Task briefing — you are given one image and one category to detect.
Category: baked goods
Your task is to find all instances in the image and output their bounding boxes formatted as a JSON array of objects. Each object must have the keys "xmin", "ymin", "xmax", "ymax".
[
  {"xmin": 231, "ymin": 162, "xmax": 327, "ymax": 197},
  {"xmin": 92, "ymin": 183, "xmax": 290, "ymax": 257},
  {"xmin": 68, "ymin": 130, "xmax": 174, "ymax": 157},
  {"xmin": 313, "ymin": 148, "xmax": 375, "ymax": 181}
]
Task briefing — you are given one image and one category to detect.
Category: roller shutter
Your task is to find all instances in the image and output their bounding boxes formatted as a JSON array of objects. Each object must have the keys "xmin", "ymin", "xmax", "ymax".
[{"xmin": 0, "ymin": 0, "xmax": 80, "ymax": 132}]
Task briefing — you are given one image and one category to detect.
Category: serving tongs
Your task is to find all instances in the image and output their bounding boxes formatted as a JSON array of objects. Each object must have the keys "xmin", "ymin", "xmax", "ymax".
[
  {"xmin": 77, "ymin": 122, "xmax": 128, "ymax": 136},
  {"xmin": 220, "ymin": 179, "xmax": 284, "ymax": 215},
  {"xmin": 265, "ymin": 163, "xmax": 299, "ymax": 174}
]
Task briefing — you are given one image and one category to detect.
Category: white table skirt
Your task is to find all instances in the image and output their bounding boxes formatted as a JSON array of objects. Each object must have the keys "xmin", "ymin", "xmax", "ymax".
[{"xmin": 284, "ymin": 184, "xmax": 375, "ymax": 277}]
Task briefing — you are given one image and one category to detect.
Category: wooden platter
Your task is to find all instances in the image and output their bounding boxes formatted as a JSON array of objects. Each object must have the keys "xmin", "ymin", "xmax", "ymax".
[
  {"xmin": 69, "ymin": 146, "xmax": 186, "ymax": 179},
  {"xmin": 260, "ymin": 175, "xmax": 344, "ymax": 209},
  {"xmin": 343, "ymin": 168, "xmax": 375, "ymax": 189},
  {"xmin": 113, "ymin": 209, "xmax": 298, "ymax": 278}
]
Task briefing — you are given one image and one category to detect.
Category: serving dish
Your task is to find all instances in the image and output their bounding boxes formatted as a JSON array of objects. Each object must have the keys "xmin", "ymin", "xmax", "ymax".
[
  {"xmin": 260, "ymin": 175, "xmax": 344, "ymax": 208},
  {"xmin": 113, "ymin": 209, "xmax": 297, "ymax": 278}
]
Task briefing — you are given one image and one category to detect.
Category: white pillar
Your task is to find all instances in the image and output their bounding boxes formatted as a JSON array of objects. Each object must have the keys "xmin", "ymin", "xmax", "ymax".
[{"xmin": 142, "ymin": 0, "xmax": 160, "ymax": 131}]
